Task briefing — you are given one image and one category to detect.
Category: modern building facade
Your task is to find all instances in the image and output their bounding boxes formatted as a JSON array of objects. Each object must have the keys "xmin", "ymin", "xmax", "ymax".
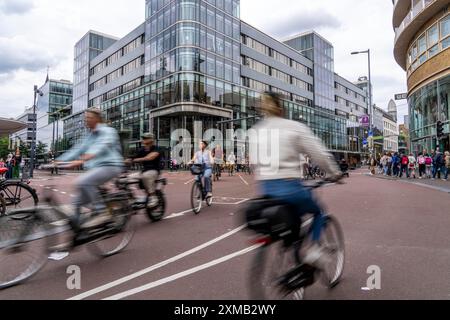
[
  {"xmin": 393, "ymin": 0, "xmax": 450, "ymax": 154},
  {"xmin": 35, "ymin": 79, "xmax": 73, "ymax": 155},
  {"xmin": 63, "ymin": 31, "xmax": 118, "ymax": 149},
  {"xmin": 9, "ymin": 107, "xmax": 35, "ymax": 150},
  {"xmin": 67, "ymin": 0, "xmax": 371, "ymax": 162},
  {"xmin": 383, "ymin": 112, "xmax": 399, "ymax": 153}
]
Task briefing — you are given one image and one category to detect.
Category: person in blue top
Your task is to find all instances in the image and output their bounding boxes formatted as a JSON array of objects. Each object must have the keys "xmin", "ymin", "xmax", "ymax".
[
  {"xmin": 57, "ymin": 108, "xmax": 124, "ymax": 230},
  {"xmin": 190, "ymin": 140, "xmax": 214, "ymax": 199}
]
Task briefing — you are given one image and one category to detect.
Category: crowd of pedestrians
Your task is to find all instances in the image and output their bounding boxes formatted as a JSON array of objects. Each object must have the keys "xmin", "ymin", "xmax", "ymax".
[
  {"xmin": 369, "ymin": 148, "xmax": 450, "ymax": 181},
  {"xmin": 0, "ymin": 148, "xmax": 23, "ymax": 180}
]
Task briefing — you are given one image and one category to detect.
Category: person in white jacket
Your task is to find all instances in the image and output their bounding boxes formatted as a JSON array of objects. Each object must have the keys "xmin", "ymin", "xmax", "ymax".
[{"xmin": 250, "ymin": 91, "xmax": 342, "ymax": 268}]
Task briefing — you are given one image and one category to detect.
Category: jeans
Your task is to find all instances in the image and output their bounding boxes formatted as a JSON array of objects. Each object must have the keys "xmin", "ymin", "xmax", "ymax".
[
  {"xmin": 73, "ymin": 166, "xmax": 124, "ymax": 228},
  {"xmin": 399, "ymin": 165, "xmax": 409, "ymax": 178},
  {"xmin": 196, "ymin": 167, "xmax": 212, "ymax": 193},
  {"xmin": 392, "ymin": 165, "xmax": 399, "ymax": 177},
  {"xmin": 260, "ymin": 179, "xmax": 324, "ymax": 242}
]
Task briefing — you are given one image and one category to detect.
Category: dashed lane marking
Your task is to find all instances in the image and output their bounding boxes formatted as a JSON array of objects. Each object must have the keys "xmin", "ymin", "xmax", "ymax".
[
  {"xmin": 103, "ymin": 245, "xmax": 261, "ymax": 300},
  {"xmin": 67, "ymin": 224, "xmax": 246, "ymax": 300}
]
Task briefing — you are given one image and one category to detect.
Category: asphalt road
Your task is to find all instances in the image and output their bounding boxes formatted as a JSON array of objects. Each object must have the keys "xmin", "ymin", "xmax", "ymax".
[{"xmin": 1, "ymin": 169, "xmax": 450, "ymax": 300}]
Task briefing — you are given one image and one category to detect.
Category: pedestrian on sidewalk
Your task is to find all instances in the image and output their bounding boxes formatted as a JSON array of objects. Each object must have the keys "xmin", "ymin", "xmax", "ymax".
[
  {"xmin": 425, "ymin": 153, "xmax": 433, "ymax": 178},
  {"xmin": 399, "ymin": 154, "xmax": 410, "ymax": 178},
  {"xmin": 408, "ymin": 153, "xmax": 417, "ymax": 179},
  {"xmin": 432, "ymin": 149, "xmax": 444, "ymax": 180},
  {"xmin": 444, "ymin": 151, "xmax": 450, "ymax": 181},
  {"xmin": 392, "ymin": 153, "xmax": 400, "ymax": 177},
  {"xmin": 417, "ymin": 153, "xmax": 426, "ymax": 179},
  {"xmin": 369, "ymin": 155, "xmax": 376, "ymax": 175},
  {"xmin": 387, "ymin": 153, "xmax": 393, "ymax": 176},
  {"xmin": 381, "ymin": 153, "xmax": 388, "ymax": 176}
]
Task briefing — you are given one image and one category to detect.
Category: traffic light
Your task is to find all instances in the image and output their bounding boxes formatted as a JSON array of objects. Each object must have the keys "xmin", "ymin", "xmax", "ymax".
[{"xmin": 437, "ymin": 121, "xmax": 444, "ymax": 139}]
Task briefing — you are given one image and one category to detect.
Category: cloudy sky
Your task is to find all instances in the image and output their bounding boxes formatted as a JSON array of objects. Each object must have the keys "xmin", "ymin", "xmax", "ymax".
[{"xmin": 0, "ymin": 0, "xmax": 408, "ymax": 121}]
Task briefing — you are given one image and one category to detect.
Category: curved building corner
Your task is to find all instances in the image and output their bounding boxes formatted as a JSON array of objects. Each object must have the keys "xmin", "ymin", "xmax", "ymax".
[{"xmin": 393, "ymin": 0, "xmax": 450, "ymax": 153}]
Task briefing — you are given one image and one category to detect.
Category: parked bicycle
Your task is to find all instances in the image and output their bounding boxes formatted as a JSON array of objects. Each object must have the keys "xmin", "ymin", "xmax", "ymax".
[
  {"xmin": 189, "ymin": 164, "xmax": 213, "ymax": 214},
  {"xmin": 0, "ymin": 163, "xmax": 136, "ymax": 290},
  {"xmin": 0, "ymin": 167, "xmax": 39, "ymax": 215},
  {"xmin": 244, "ymin": 179, "xmax": 345, "ymax": 300}
]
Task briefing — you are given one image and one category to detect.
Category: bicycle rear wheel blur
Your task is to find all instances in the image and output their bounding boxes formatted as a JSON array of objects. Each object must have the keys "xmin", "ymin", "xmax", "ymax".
[
  {"xmin": 87, "ymin": 200, "xmax": 135, "ymax": 258},
  {"xmin": 249, "ymin": 242, "xmax": 306, "ymax": 300},
  {"xmin": 318, "ymin": 215, "xmax": 345, "ymax": 288},
  {"xmin": 191, "ymin": 182, "xmax": 202, "ymax": 214},
  {"xmin": 0, "ymin": 195, "xmax": 5, "ymax": 216},
  {"xmin": 1, "ymin": 181, "xmax": 39, "ymax": 212},
  {"xmin": 0, "ymin": 209, "xmax": 49, "ymax": 289}
]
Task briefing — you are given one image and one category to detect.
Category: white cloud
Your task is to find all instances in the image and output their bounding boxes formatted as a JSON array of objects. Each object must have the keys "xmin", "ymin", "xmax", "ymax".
[
  {"xmin": 0, "ymin": 0, "xmax": 408, "ymax": 122},
  {"xmin": 0, "ymin": 0, "xmax": 34, "ymax": 15}
]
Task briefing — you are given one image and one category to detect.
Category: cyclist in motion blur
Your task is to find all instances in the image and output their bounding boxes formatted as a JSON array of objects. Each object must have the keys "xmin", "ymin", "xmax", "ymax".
[
  {"xmin": 57, "ymin": 108, "xmax": 124, "ymax": 231},
  {"xmin": 250, "ymin": 92, "xmax": 342, "ymax": 268}
]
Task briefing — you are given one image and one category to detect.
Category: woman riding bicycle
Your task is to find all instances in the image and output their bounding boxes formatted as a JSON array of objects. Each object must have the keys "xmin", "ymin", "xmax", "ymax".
[
  {"xmin": 250, "ymin": 92, "xmax": 342, "ymax": 269},
  {"xmin": 190, "ymin": 140, "xmax": 214, "ymax": 199}
]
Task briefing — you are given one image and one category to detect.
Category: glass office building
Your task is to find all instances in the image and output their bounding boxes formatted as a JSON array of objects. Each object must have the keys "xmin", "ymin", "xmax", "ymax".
[{"xmin": 68, "ymin": 0, "xmax": 368, "ymax": 161}]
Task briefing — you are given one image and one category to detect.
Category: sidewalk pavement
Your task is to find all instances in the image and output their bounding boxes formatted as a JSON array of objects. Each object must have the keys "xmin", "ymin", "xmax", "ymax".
[{"xmin": 367, "ymin": 172, "xmax": 450, "ymax": 194}]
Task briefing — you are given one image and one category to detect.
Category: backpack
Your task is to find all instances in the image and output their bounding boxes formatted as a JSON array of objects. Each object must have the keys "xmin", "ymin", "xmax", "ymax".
[
  {"xmin": 418, "ymin": 156, "xmax": 425, "ymax": 165},
  {"xmin": 401, "ymin": 156, "xmax": 409, "ymax": 166},
  {"xmin": 425, "ymin": 157, "xmax": 432, "ymax": 165}
]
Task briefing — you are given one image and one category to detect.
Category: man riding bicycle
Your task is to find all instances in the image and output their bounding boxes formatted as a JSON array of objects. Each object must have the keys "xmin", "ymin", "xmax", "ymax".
[
  {"xmin": 57, "ymin": 108, "xmax": 124, "ymax": 230},
  {"xmin": 127, "ymin": 133, "xmax": 161, "ymax": 208},
  {"xmin": 250, "ymin": 92, "xmax": 342, "ymax": 269},
  {"xmin": 190, "ymin": 140, "xmax": 214, "ymax": 199}
]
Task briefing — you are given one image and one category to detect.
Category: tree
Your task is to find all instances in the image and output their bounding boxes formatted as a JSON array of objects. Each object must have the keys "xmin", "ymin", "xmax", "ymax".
[
  {"xmin": 36, "ymin": 141, "xmax": 48, "ymax": 156},
  {"xmin": 0, "ymin": 136, "xmax": 10, "ymax": 159}
]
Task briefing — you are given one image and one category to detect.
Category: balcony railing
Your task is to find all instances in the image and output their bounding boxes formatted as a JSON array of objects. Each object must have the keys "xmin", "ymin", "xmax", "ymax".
[{"xmin": 395, "ymin": 0, "xmax": 436, "ymax": 42}]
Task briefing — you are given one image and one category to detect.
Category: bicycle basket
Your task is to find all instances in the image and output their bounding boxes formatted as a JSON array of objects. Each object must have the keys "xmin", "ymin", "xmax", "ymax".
[{"xmin": 190, "ymin": 164, "xmax": 205, "ymax": 176}]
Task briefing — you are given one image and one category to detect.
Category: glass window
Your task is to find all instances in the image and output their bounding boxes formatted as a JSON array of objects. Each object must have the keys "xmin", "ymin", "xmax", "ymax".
[
  {"xmin": 232, "ymin": 20, "xmax": 240, "ymax": 40},
  {"xmin": 207, "ymin": 7, "xmax": 215, "ymax": 28},
  {"xmin": 429, "ymin": 44, "xmax": 439, "ymax": 57},
  {"xmin": 200, "ymin": 2, "xmax": 207, "ymax": 24},
  {"xmin": 441, "ymin": 15, "xmax": 450, "ymax": 38},
  {"xmin": 233, "ymin": 42, "xmax": 240, "ymax": 62},
  {"xmin": 233, "ymin": 65, "xmax": 240, "ymax": 84},
  {"xmin": 216, "ymin": 58, "xmax": 224, "ymax": 79},
  {"xmin": 411, "ymin": 42, "xmax": 418, "ymax": 60},
  {"xmin": 223, "ymin": 18, "xmax": 232, "ymax": 39},
  {"xmin": 224, "ymin": 0, "xmax": 232, "ymax": 14},
  {"xmin": 419, "ymin": 53, "xmax": 426, "ymax": 64},
  {"xmin": 207, "ymin": 55, "xmax": 215, "ymax": 76},
  {"xmin": 224, "ymin": 61, "xmax": 232, "ymax": 82},
  {"xmin": 418, "ymin": 35, "xmax": 426, "ymax": 54},
  {"xmin": 428, "ymin": 24, "xmax": 439, "ymax": 46},
  {"xmin": 216, "ymin": 0, "xmax": 224, "ymax": 10},
  {"xmin": 200, "ymin": 27, "xmax": 207, "ymax": 49},
  {"xmin": 216, "ymin": 34, "xmax": 225, "ymax": 56},
  {"xmin": 207, "ymin": 31, "xmax": 215, "ymax": 52},
  {"xmin": 216, "ymin": 12, "xmax": 224, "ymax": 33},
  {"xmin": 232, "ymin": 0, "xmax": 239, "ymax": 18},
  {"xmin": 224, "ymin": 39, "xmax": 232, "ymax": 59},
  {"xmin": 442, "ymin": 37, "xmax": 450, "ymax": 50}
]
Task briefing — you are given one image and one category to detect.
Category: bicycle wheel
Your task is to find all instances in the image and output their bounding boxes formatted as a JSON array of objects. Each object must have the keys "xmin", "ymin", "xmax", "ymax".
[
  {"xmin": 87, "ymin": 200, "xmax": 135, "ymax": 258},
  {"xmin": 0, "ymin": 209, "xmax": 49, "ymax": 289},
  {"xmin": 1, "ymin": 181, "xmax": 39, "ymax": 211},
  {"xmin": 146, "ymin": 190, "xmax": 166, "ymax": 222},
  {"xmin": 249, "ymin": 242, "xmax": 310, "ymax": 300},
  {"xmin": 0, "ymin": 195, "xmax": 5, "ymax": 216},
  {"xmin": 191, "ymin": 182, "xmax": 202, "ymax": 214},
  {"xmin": 318, "ymin": 215, "xmax": 345, "ymax": 288}
]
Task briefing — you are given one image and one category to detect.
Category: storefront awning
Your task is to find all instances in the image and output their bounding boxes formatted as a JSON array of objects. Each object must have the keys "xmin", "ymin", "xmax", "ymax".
[{"xmin": 0, "ymin": 118, "xmax": 27, "ymax": 136}]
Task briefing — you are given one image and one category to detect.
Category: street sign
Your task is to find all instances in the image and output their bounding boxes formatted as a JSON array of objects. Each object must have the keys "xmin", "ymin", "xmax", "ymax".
[
  {"xmin": 368, "ymin": 130, "xmax": 373, "ymax": 137},
  {"xmin": 395, "ymin": 93, "xmax": 408, "ymax": 100},
  {"xmin": 363, "ymin": 138, "xmax": 368, "ymax": 146},
  {"xmin": 360, "ymin": 115, "xmax": 370, "ymax": 127}
]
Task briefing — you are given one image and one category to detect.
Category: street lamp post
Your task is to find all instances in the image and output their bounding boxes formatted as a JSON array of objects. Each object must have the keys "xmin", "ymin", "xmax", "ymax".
[
  {"xmin": 351, "ymin": 49, "xmax": 373, "ymax": 157},
  {"xmin": 30, "ymin": 85, "xmax": 44, "ymax": 179}
]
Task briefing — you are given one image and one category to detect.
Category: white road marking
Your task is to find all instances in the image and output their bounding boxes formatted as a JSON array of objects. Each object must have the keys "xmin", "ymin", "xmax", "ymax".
[
  {"xmin": 67, "ymin": 224, "xmax": 247, "ymax": 300},
  {"xmin": 60, "ymin": 191, "xmax": 67, "ymax": 195},
  {"xmin": 184, "ymin": 178, "xmax": 195, "ymax": 185},
  {"xmin": 103, "ymin": 245, "xmax": 261, "ymax": 300},
  {"xmin": 238, "ymin": 175, "xmax": 249, "ymax": 186},
  {"xmin": 52, "ymin": 189, "xmax": 59, "ymax": 192},
  {"xmin": 163, "ymin": 209, "xmax": 194, "ymax": 220}
]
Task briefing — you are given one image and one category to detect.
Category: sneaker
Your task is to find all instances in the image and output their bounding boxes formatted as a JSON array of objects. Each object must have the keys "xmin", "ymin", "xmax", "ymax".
[
  {"xmin": 148, "ymin": 196, "xmax": 159, "ymax": 208},
  {"xmin": 81, "ymin": 211, "xmax": 112, "ymax": 229},
  {"xmin": 206, "ymin": 192, "xmax": 213, "ymax": 199}
]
